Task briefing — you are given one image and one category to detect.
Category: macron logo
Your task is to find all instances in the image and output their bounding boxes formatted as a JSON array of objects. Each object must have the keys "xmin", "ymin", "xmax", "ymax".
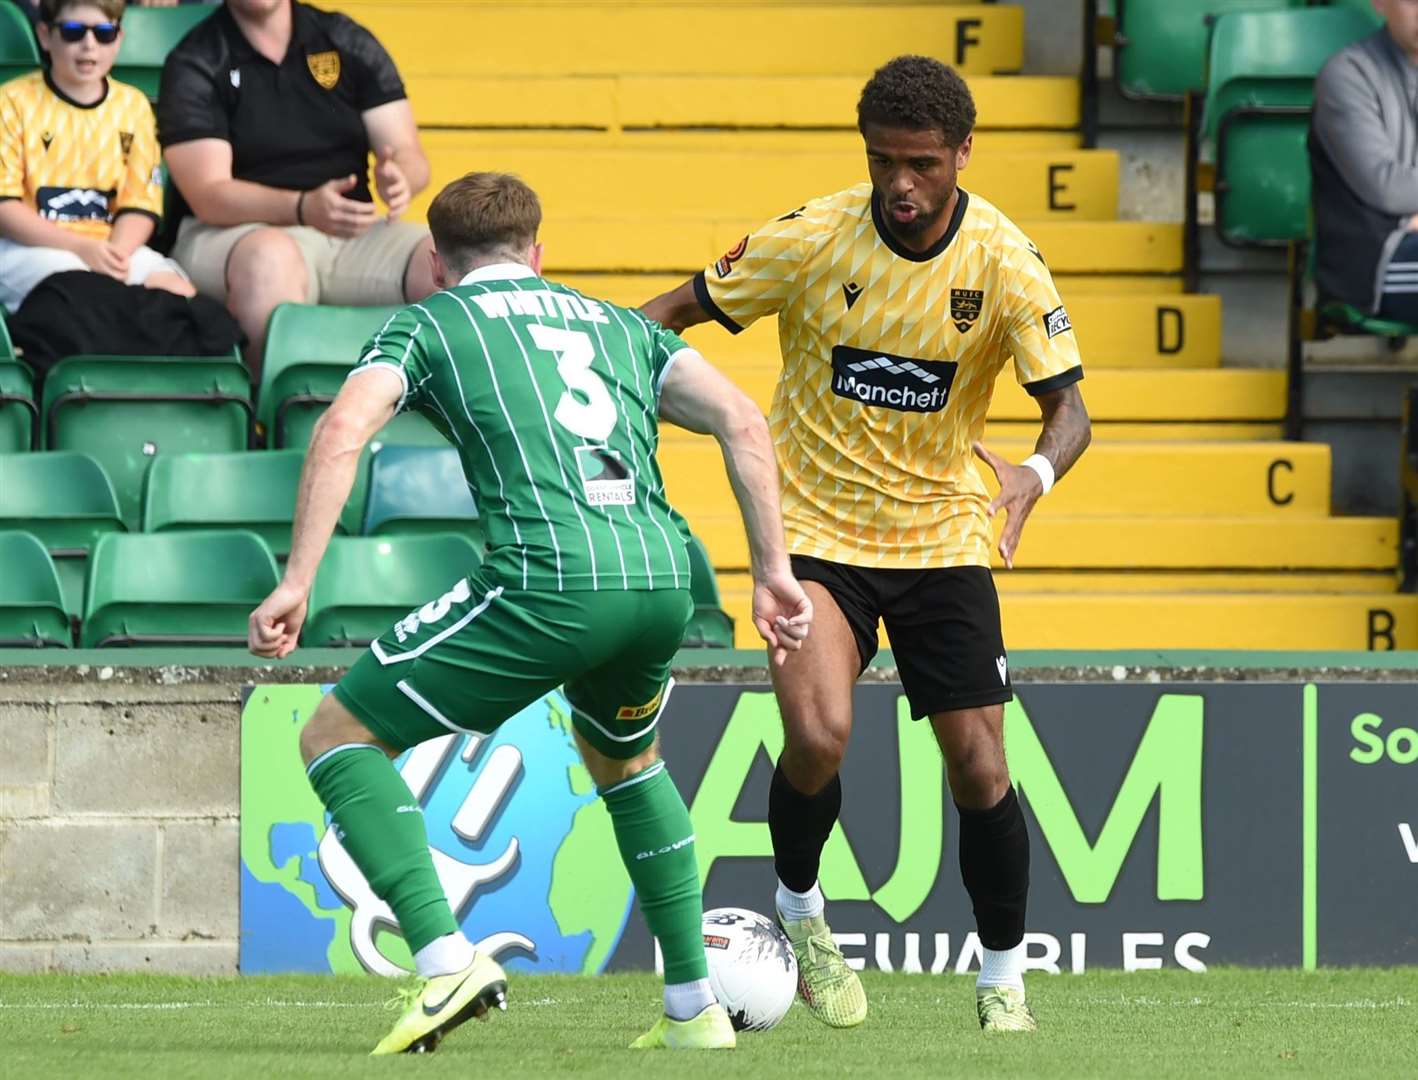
[
  {"xmin": 996, "ymin": 656, "xmax": 1008, "ymax": 685},
  {"xmin": 845, "ymin": 356, "xmax": 941, "ymax": 385}
]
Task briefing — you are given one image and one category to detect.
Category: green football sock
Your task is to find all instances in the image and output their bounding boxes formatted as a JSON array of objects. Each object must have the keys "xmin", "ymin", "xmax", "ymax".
[
  {"xmin": 600, "ymin": 761, "xmax": 709, "ymax": 985},
  {"xmin": 306, "ymin": 743, "xmax": 457, "ymax": 956}
]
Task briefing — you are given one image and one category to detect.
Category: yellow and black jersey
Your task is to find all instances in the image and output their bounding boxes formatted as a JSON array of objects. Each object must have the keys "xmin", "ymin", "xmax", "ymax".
[
  {"xmin": 0, "ymin": 71, "xmax": 164, "ymax": 239},
  {"xmin": 694, "ymin": 182, "xmax": 1083, "ymax": 570}
]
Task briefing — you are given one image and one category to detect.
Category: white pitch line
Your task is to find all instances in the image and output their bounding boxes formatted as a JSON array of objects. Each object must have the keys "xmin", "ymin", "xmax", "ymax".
[
  {"xmin": 1063, "ymin": 996, "xmax": 1411, "ymax": 1010},
  {"xmin": 0, "ymin": 997, "xmax": 568, "ymax": 1011}
]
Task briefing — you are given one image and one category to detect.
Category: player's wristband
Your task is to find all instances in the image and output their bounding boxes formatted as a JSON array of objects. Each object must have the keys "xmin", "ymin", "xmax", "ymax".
[{"xmin": 1021, "ymin": 454, "xmax": 1055, "ymax": 495}]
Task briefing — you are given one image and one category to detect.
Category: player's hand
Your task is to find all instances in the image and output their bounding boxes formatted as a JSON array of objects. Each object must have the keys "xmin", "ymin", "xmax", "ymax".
[
  {"xmin": 752, "ymin": 566, "xmax": 813, "ymax": 667},
  {"xmin": 248, "ymin": 580, "xmax": 310, "ymax": 659},
  {"xmin": 973, "ymin": 441, "xmax": 1043, "ymax": 570},
  {"xmin": 302, "ymin": 174, "xmax": 378, "ymax": 238},
  {"xmin": 75, "ymin": 237, "xmax": 129, "ymax": 280},
  {"xmin": 374, "ymin": 145, "xmax": 411, "ymax": 220}
]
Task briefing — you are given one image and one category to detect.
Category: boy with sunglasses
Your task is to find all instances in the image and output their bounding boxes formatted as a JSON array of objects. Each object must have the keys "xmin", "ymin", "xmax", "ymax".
[{"xmin": 0, "ymin": 0, "xmax": 194, "ymax": 312}]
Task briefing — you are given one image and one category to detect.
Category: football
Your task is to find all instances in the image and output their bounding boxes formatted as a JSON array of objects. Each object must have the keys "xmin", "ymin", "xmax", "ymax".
[{"xmin": 701, "ymin": 907, "xmax": 799, "ymax": 1031}]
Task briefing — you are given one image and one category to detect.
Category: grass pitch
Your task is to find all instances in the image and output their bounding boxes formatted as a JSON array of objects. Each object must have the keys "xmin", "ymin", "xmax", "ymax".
[{"xmin": 0, "ymin": 969, "xmax": 1413, "ymax": 1079}]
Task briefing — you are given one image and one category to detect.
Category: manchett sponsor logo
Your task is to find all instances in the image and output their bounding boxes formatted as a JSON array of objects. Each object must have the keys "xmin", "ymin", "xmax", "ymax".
[{"xmin": 830, "ymin": 345, "xmax": 958, "ymax": 413}]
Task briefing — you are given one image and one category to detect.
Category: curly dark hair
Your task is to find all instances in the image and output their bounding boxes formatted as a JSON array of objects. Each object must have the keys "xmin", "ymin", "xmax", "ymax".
[{"xmin": 857, "ymin": 55, "xmax": 976, "ymax": 147}]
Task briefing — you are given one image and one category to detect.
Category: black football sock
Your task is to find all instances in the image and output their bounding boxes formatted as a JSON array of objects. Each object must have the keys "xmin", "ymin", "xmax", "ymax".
[
  {"xmin": 956, "ymin": 785, "xmax": 1030, "ymax": 951},
  {"xmin": 768, "ymin": 762, "xmax": 842, "ymax": 895}
]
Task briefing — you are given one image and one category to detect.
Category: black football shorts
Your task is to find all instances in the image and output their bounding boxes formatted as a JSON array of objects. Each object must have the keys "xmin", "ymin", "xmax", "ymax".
[{"xmin": 789, "ymin": 555, "xmax": 1013, "ymax": 719}]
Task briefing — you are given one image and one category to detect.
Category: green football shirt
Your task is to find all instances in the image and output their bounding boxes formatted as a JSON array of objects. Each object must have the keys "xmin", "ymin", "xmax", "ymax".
[{"xmin": 351, "ymin": 262, "xmax": 695, "ymax": 592}]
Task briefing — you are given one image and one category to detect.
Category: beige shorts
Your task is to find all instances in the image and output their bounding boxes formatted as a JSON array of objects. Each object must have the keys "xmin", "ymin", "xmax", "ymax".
[{"xmin": 172, "ymin": 217, "xmax": 429, "ymax": 306}]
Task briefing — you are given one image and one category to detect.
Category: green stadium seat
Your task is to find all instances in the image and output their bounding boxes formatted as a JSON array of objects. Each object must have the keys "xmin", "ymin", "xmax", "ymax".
[
  {"xmin": 362, "ymin": 445, "xmax": 481, "ymax": 544},
  {"xmin": 0, "ymin": 451, "xmax": 124, "ymax": 618},
  {"xmin": 142, "ymin": 449, "xmax": 317, "ymax": 557},
  {"xmin": 42, "ymin": 354, "xmax": 253, "ymax": 529},
  {"xmin": 112, "ymin": 5, "xmax": 214, "ymax": 99},
  {"xmin": 0, "ymin": 1, "xmax": 39, "ymax": 85},
  {"xmin": 682, "ymin": 533, "xmax": 734, "ymax": 648},
  {"xmin": 261, "ymin": 302, "xmax": 444, "ymax": 450},
  {"xmin": 1114, "ymin": 0, "xmax": 1305, "ymax": 101},
  {"xmin": 0, "ymin": 531, "xmax": 70, "ymax": 647},
  {"xmin": 1318, "ymin": 302, "xmax": 1418, "ymax": 341},
  {"xmin": 1203, "ymin": 6, "xmax": 1377, "ymax": 245},
  {"xmin": 0, "ymin": 361, "xmax": 37, "ymax": 452},
  {"xmin": 82, "ymin": 530, "xmax": 278, "ymax": 647},
  {"xmin": 1322, "ymin": 0, "xmax": 1384, "ymax": 28},
  {"xmin": 303, "ymin": 534, "xmax": 482, "ymax": 646}
]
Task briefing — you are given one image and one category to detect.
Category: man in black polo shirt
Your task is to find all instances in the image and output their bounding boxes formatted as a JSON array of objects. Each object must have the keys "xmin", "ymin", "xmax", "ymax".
[{"xmin": 158, "ymin": 0, "xmax": 434, "ymax": 375}]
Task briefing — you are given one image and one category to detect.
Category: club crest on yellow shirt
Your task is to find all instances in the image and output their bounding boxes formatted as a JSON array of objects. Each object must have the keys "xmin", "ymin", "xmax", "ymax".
[
  {"xmin": 949, "ymin": 288, "xmax": 984, "ymax": 333},
  {"xmin": 119, "ymin": 131, "xmax": 133, "ymax": 157},
  {"xmin": 306, "ymin": 50, "xmax": 341, "ymax": 90}
]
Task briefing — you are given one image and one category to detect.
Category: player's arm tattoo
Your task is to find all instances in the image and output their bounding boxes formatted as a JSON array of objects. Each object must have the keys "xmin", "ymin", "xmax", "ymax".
[
  {"xmin": 641, "ymin": 278, "xmax": 711, "ymax": 332},
  {"xmin": 1033, "ymin": 383, "xmax": 1091, "ymax": 478}
]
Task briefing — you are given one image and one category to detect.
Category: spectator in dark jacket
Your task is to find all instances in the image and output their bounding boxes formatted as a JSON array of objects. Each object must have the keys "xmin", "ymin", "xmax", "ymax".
[{"xmin": 1311, "ymin": 1, "xmax": 1418, "ymax": 325}]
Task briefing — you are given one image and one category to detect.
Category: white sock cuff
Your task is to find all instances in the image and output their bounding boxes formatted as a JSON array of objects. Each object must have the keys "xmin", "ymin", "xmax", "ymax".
[
  {"xmin": 663, "ymin": 977, "xmax": 716, "ymax": 1021},
  {"xmin": 413, "ymin": 932, "xmax": 477, "ymax": 978},
  {"xmin": 774, "ymin": 878, "xmax": 825, "ymax": 922},
  {"xmin": 977, "ymin": 942, "xmax": 1026, "ymax": 991}
]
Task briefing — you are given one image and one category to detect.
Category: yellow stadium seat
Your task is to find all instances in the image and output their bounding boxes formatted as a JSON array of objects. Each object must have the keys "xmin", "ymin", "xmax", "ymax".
[{"xmin": 348, "ymin": 3, "xmax": 1023, "ymax": 78}]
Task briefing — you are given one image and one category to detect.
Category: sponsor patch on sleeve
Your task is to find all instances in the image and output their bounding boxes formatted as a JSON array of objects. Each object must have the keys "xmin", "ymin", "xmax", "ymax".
[
  {"xmin": 1043, "ymin": 305, "xmax": 1073, "ymax": 339},
  {"xmin": 714, "ymin": 236, "xmax": 748, "ymax": 278}
]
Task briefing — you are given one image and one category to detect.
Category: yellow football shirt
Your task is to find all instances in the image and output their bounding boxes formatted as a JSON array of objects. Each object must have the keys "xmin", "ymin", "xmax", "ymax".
[
  {"xmin": 694, "ymin": 182, "xmax": 1083, "ymax": 570},
  {"xmin": 0, "ymin": 71, "xmax": 164, "ymax": 239}
]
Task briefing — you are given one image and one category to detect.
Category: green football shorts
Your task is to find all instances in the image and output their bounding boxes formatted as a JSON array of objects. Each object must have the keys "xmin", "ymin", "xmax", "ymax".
[{"xmin": 332, "ymin": 570, "xmax": 694, "ymax": 759}]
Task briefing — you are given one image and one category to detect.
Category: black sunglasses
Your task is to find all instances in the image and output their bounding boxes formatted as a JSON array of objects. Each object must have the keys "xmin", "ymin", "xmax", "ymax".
[{"xmin": 56, "ymin": 20, "xmax": 121, "ymax": 44}]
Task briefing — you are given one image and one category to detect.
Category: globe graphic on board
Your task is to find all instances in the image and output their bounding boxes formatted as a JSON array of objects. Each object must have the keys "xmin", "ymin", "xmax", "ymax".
[{"xmin": 240, "ymin": 690, "xmax": 635, "ymax": 976}]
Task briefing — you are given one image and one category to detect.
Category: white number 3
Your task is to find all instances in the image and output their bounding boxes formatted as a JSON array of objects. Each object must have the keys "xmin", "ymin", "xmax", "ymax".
[{"xmin": 529, "ymin": 324, "xmax": 617, "ymax": 442}]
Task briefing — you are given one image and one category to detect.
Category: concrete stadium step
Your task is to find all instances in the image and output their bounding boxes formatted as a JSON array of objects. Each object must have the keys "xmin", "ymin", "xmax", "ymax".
[
  {"xmin": 714, "ymin": 576, "xmax": 1411, "ymax": 650},
  {"xmin": 661, "ymin": 441, "xmax": 1331, "ymax": 519},
  {"xmin": 412, "ymin": 138, "xmax": 1119, "ymax": 222},
  {"xmin": 350, "ymin": 4, "xmax": 1024, "ymax": 78},
  {"xmin": 994, "ymin": 571, "xmax": 1402, "ymax": 594},
  {"xmin": 402, "ymin": 74, "xmax": 1078, "ymax": 133},
  {"xmin": 692, "ymin": 367, "xmax": 1283, "ymax": 422},
  {"xmin": 719, "ymin": 570, "xmax": 1398, "ymax": 597},
  {"xmin": 407, "ymin": 125, "xmax": 1079, "ymax": 157},
  {"xmin": 993, "ymin": 369, "xmax": 1284, "ymax": 421},
  {"xmin": 687, "ymin": 515, "xmax": 1396, "ymax": 572},
  {"xmin": 982, "ymin": 422, "xmax": 1284, "ymax": 441},
  {"xmin": 1054, "ymin": 276, "xmax": 1184, "ymax": 296},
  {"xmin": 661, "ymin": 419, "xmax": 1281, "ymax": 445},
  {"xmin": 535, "ymin": 220, "xmax": 1180, "ymax": 274},
  {"xmin": 558, "ymin": 276, "xmax": 1218, "ymax": 369},
  {"xmin": 713, "ymin": 576, "xmax": 1415, "ymax": 649}
]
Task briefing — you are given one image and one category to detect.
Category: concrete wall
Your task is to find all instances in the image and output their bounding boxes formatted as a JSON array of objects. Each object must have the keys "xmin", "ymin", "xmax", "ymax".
[{"xmin": 0, "ymin": 668, "xmax": 256, "ymax": 975}]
